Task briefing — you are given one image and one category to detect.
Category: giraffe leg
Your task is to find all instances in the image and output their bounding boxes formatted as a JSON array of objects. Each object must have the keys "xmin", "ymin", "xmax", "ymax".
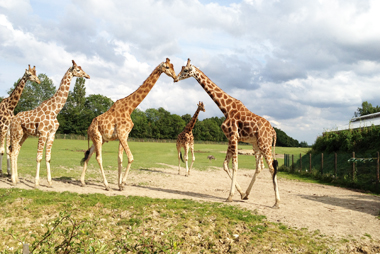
[
  {"xmin": 35, "ymin": 134, "xmax": 48, "ymax": 188},
  {"xmin": 189, "ymin": 143, "xmax": 195, "ymax": 176},
  {"xmin": 242, "ymin": 153, "xmax": 263, "ymax": 200},
  {"xmin": 226, "ymin": 136, "xmax": 239, "ymax": 202},
  {"xmin": 94, "ymin": 140, "xmax": 110, "ymax": 191},
  {"xmin": 176, "ymin": 143, "xmax": 181, "ymax": 175},
  {"xmin": 0, "ymin": 131, "xmax": 6, "ymax": 177},
  {"xmin": 222, "ymin": 150, "xmax": 244, "ymax": 198},
  {"xmin": 117, "ymin": 142, "xmax": 124, "ymax": 190},
  {"xmin": 44, "ymin": 130, "xmax": 57, "ymax": 188},
  {"xmin": 80, "ymin": 144, "xmax": 95, "ymax": 187},
  {"xmin": 6, "ymin": 128, "xmax": 11, "ymax": 176},
  {"xmin": 184, "ymin": 144, "xmax": 190, "ymax": 177},
  {"xmin": 120, "ymin": 137, "xmax": 134, "ymax": 189}
]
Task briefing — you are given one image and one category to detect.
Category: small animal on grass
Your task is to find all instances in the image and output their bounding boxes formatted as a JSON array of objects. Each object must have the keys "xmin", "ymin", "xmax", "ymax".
[{"xmin": 207, "ymin": 155, "xmax": 215, "ymax": 161}]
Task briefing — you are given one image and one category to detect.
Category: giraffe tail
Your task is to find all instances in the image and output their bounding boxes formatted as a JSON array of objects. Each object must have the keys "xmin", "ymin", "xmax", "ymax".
[
  {"xmin": 80, "ymin": 148, "xmax": 91, "ymax": 166},
  {"xmin": 180, "ymin": 152, "xmax": 185, "ymax": 163}
]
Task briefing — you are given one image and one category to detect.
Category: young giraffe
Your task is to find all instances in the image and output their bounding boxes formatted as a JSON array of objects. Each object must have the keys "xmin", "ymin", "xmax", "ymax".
[
  {"xmin": 176, "ymin": 101, "xmax": 205, "ymax": 176},
  {"xmin": 9, "ymin": 60, "xmax": 90, "ymax": 187},
  {"xmin": 0, "ymin": 65, "xmax": 40, "ymax": 177},
  {"xmin": 80, "ymin": 58, "xmax": 177, "ymax": 191},
  {"xmin": 175, "ymin": 59, "xmax": 280, "ymax": 208}
]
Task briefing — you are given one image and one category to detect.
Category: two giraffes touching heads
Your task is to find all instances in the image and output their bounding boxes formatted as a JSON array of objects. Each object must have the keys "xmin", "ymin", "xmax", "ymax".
[{"xmin": 3, "ymin": 58, "xmax": 280, "ymax": 208}]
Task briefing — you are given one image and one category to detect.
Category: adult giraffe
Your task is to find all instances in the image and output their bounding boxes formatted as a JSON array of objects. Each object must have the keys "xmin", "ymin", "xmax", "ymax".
[
  {"xmin": 175, "ymin": 59, "xmax": 280, "ymax": 208},
  {"xmin": 9, "ymin": 60, "xmax": 90, "ymax": 187},
  {"xmin": 176, "ymin": 101, "xmax": 205, "ymax": 176},
  {"xmin": 0, "ymin": 65, "xmax": 40, "ymax": 177},
  {"xmin": 80, "ymin": 58, "xmax": 177, "ymax": 191}
]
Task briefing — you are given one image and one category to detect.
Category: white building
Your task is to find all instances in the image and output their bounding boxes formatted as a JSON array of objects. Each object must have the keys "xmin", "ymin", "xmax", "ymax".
[{"xmin": 336, "ymin": 112, "xmax": 380, "ymax": 131}]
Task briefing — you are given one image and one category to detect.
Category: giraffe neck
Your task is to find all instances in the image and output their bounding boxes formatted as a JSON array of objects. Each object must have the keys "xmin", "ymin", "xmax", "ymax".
[
  {"xmin": 184, "ymin": 108, "xmax": 201, "ymax": 133},
  {"xmin": 5, "ymin": 74, "xmax": 28, "ymax": 112},
  {"xmin": 44, "ymin": 68, "xmax": 74, "ymax": 115},
  {"xmin": 192, "ymin": 67, "xmax": 235, "ymax": 117},
  {"xmin": 123, "ymin": 65, "xmax": 163, "ymax": 115}
]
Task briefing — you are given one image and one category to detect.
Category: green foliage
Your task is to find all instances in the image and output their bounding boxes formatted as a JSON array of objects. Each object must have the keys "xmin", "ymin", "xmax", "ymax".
[
  {"xmin": 9, "ymin": 73, "xmax": 56, "ymax": 114},
  {"xmin": 354, "ymin": 101, "xmax": 380, "ymax": 117},
  {"xmin": 312, "ymin": 125, "xmax": 380, "ymax": 154},
  {"xmin": 274, "ymin": 127, "xmax": 300, "ymax": 147}
]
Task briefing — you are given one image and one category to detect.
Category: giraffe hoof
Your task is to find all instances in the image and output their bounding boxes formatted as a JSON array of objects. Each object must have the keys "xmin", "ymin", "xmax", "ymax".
[
  {"xmin": 105, "ymin": 186, "xmax": 110, "ymax": 191},
  {"xmin": 241, "ymin": 193, "xmax": 249, "ymax": 200},
  {"xmin": 225, "ymin": 197, "xmax": 233, "ymax": 202},
  {"xmin": 33, "ymin": 185, "xmax": 39, "ymax": 189},
  {"xmin": 272, "ymin": 203, "xmax": 280, "ymax": 209},
  {"xmin": 81, "ymin": 183, "xmax": 86, "ymax": 187},
  {"xmin": 47, "ymin": 185, "xmax": 53, "ymax": 189}
]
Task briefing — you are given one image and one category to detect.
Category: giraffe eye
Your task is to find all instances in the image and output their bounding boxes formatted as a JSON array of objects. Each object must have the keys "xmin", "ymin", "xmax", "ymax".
[
  {"xmin": 184, "ymin": 69, "xmax": 188, "ymax": 73},
  {"xmin": 165, "ymin": 66, "xmax": 169, "ymax": 69}
]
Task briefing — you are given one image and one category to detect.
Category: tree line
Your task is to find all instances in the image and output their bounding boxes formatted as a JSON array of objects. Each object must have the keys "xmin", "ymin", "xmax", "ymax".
[{"xmin": 1, "ymin": 75, "xmax": 303, "ymax": 147}]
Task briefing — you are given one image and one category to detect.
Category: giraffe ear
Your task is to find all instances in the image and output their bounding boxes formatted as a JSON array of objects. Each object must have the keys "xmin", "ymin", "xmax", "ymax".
[{"xmin": 186, "ymin": 58, "xmax": 191, "ymax": 67}]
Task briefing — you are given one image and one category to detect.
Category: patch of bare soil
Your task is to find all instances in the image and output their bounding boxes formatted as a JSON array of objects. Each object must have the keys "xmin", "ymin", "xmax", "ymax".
[{"xmin": 1, "ymin": 164, "xmax": 380, "ymax": 245}]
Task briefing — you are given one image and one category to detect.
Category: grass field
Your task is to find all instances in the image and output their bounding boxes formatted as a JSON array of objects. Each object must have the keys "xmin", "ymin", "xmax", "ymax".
[
  {"xmin": 5, "ymin": 139, "xmax": 363, "ymax": 253},
  {"xmin": 4, "ymin": 138, "xmax": 310, "ymax": 182}
]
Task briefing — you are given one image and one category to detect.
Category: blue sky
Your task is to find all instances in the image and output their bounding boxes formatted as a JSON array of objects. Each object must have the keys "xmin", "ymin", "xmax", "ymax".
[{"xmin": 1, "ymin": 0, "xmax": 380, "ymax": 145}]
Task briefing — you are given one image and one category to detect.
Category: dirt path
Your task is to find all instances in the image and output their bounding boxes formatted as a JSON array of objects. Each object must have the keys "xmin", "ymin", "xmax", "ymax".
[{"xmin": 1, "ymin": 164, "xmax": 380, "ymax": 242}]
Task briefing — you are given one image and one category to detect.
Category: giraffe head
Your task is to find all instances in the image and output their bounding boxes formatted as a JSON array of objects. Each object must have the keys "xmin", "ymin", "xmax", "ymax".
[
  {"xmin": 197, "ymin": 101, "xmax": 206, "ymax": 112},
  {"xmin": 70, "ymin": 60, "xmax": 90, "ymax": 79},
  {"xmin": 25, "ymin": 65, "xmax": 41, "ymax": 84},
  {"xmin": 174, "ymin": 58, "xmax": 196, "ymax": 82},
  {"xmin": 158, "ymin": 58, "xmax": 177, "ymax": 80}
]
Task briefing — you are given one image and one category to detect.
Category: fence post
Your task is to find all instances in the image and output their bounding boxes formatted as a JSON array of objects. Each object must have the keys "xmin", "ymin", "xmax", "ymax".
[
  {"xmin": 321, "ymin": 153, "xmax": 324, "ymax": 175},
  {"xmin": 352, "ymin": 152, "xmax": 355, "ymax": 181},
  {"xmin": 309, "ymin": 153, "xmax": 311, "ymax": 173},
  {"xmin": 334, "ymin": 153, "xmax": 337, "ymax": 177},
  {"xmin": 377, "ymin": 152, "xmax": 379, "ymax": 192},
  {"xmin": 292, "ymin": 154, "xmax": 294, "ymax": 172},
  {"xmin": 300, "ymin": 153, "xmax": 302, "ymax": 171}
]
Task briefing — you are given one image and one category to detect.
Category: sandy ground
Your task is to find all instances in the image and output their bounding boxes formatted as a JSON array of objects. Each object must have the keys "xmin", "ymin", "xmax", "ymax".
[{"xmin": 1, "ymin": 162, "xmax": 380, "ymax": 243}]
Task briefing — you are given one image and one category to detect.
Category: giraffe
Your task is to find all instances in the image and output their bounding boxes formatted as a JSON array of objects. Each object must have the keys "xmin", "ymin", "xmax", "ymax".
[
  {"xmin": 80, "ymin": 58, "xmax": 177, "ymax": 191},
  {"xmin": 9, "ymin": 60, "xmax": 90, "ymax": 187},
  {"xmin": 176, "ymin": 101, "xmax": 205, "ymax": 176},
  {"xmin": 0, "ymin": 65, "xmax": 40, "ymax": 177},
  {"xmin": 175, "ymin": 59, "xmax": 280, "ymax": 208}
]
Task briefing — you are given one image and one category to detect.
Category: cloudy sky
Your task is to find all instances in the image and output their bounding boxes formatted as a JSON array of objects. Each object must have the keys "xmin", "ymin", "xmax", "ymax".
[{"xmin": 1, "ymin": 0, "xmax": 380, "ymax": 145}]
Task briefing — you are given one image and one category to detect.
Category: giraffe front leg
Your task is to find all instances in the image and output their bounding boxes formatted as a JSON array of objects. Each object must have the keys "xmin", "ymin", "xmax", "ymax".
[
  {"xmin": 0, "ymin": 132, "xmax": 6, "ymax": 177},
  {"xmin": 184, "ymin": 144, "xmax": 190, "ymax": 177},
  {"xmin": 120, "ymin": 138, "xmax": 134, "ymax": 190},
  {"xmin": 176, "ymin": 144, "xmax": 181, "ymax": 175},
  {"xmin": 6, "ymin": 129, "xmax": 11, "ymax": 176},
  {"xmin": 117, "ymin": 142, "xmax": 124, "ymax": 190},
  {"xmin": 222, "ymin": 151, "xmax": 244, "ymax": 198},
  {"xmin": 226, "ymin": 136, "xmax": 239, "ymax": 202},
  {"xmin": 44, "ymin": 131, "xmax": 57, "ymax": 188}
]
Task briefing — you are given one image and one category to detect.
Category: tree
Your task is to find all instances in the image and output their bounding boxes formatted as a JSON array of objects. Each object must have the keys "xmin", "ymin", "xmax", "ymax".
[
  {"xmin": 354, "ymin": 101, "xmax": 380, "ymax": 117},
  {"xmin": 8, "ymin": 73, "xmax": 56, "ymax": 114}
]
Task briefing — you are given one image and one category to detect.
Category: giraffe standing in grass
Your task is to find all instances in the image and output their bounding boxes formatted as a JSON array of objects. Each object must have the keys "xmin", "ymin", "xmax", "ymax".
[
  {"xmin": 175, "ymin": 59, "xmax": 280, "ymax": 208},
  {"xmin": 176, "ymin": 101, "xmax": 205, "ymax": 176},
  {"xmin": 0, "ymin": 65, "xmax": 40, "ymax": 177},
  {"xmin": 9, "ymin": 60, "xmax": 90, "ymax": 187},
  {"xmin": 80, "ymin": 58, "xmax": 177, "ymax": 191}
]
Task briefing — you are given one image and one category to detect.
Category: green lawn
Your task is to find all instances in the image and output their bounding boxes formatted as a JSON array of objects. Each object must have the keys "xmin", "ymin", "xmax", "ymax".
[{"xmin": 5, "ymin": 138, "xmax": 310, "ymax": 181}]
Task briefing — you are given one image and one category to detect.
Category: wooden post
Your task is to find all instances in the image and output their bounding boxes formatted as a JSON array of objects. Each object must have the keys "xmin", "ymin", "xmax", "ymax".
[
  {"xmin": 377, "ymin": 152, "xmax": 379, "ymax": 192},
  {"xmin": 309, "ymin": 153, "xmax": 311, "ymax": 173},
  {"xmin": 292, "ymin": 154, "xmax": 294, "ymax": 172},
  {"xmin": 334, "ymin": 153, "xmax": 337, "ymax": 177},
  {"xmin": 352, "ymin": 152, "xmax": 355, "ymax": 181},
  {"xmin": 321, "ymin": 153, "xmax": 324, "ymax": 175},
  {"xmin": 284, "ymin": 154, "xmax": 287, "ymax": 167},
  {"xmin": 300, "ymin": 153, "xmax": 302, "ymax": 171}
]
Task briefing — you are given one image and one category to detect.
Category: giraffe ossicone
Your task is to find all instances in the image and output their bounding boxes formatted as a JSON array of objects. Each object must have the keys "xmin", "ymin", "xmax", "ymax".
[
  {"xmin": 176, "ymin": 101, "xmax": 205, "ymax": 176},
  {"xmin": 80, "ymin": 58, "xmax": 177, "ymax": 191},
  {"xmin": 175, "ymin": 59, "xmax": 280, "ymax": 208},
  {"xmin": 0, "ymin": 65, "xmax": 40, "ymax": 177},
  {"xmin": 9, "ymin": 60, "xmax": 90, "ymax": 188}
]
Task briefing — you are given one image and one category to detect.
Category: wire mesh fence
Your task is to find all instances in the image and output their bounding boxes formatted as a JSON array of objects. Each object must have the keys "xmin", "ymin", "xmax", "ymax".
[{"xmin": 283, "ymin": 152, "xmax": 380, "ymax": 193}]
